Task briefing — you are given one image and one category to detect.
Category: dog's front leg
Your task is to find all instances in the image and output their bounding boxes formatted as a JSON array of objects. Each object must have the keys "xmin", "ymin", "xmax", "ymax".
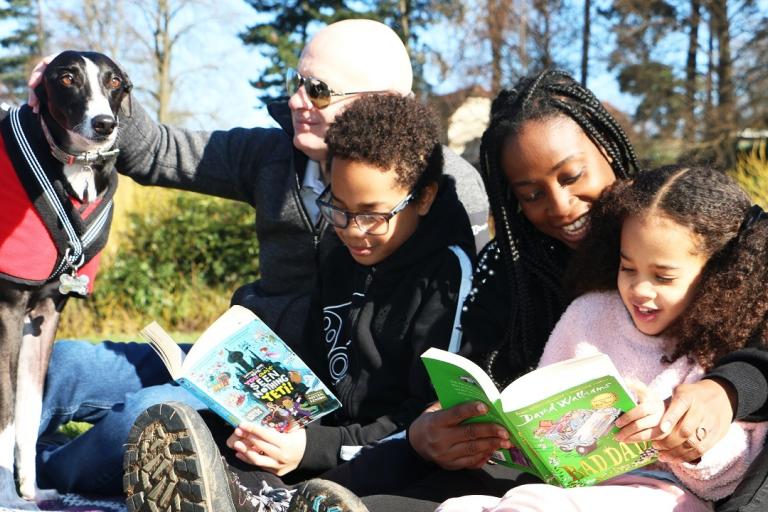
[
  {"xmin": 16, "ymin": 297, "xmax": 62, "ymax": 504},
  {"xmin": 0, "ymin": 288, "xmax": 38, "ymax": 510}
]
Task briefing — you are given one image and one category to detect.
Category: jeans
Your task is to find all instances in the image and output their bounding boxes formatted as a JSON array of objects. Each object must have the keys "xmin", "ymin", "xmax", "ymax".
[{"xmin": 36, "ymin": 340, "xmax": 205, "ymax": 495}]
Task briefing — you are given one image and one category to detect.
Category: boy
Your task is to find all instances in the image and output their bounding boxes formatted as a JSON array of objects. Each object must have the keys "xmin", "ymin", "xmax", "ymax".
[{"xmin": 124, "ymin": 94, "xmax": 475, "ymax": 512}]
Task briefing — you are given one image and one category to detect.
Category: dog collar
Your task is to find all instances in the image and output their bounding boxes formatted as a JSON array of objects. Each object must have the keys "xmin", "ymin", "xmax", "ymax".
[{"xmin": 40, "ymin": 117, "xmax": 120, "ymax": 166}]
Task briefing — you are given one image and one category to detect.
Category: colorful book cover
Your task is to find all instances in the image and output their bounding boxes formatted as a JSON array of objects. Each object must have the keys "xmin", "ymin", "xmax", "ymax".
[
  {"xmin": 142, "ymin": 306, "xmax": 340, "ymax": 430},
  {"xmin": 420, "ymin": 348, "xmax": 657, "ymax": 486}
]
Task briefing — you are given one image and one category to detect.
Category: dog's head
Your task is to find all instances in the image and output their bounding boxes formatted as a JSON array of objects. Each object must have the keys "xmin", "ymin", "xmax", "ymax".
[{"xmin": 34, "ymin": 50, "xmax": 133, "ymax": 154}]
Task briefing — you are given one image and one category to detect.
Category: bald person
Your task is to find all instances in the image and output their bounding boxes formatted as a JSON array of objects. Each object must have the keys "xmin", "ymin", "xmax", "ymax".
[{"xmin": 33, "ymin": 19, "xmax": 489, "ymax": 497}]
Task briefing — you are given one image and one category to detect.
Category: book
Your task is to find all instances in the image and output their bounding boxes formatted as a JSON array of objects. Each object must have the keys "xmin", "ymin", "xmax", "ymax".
[
  {"xmin": 141, "ymin": 305, "xmax": 341, "ymax": 431},
  {"xmin": 420, "ymin": 348, "xmax": 658, "ymax": 487}
]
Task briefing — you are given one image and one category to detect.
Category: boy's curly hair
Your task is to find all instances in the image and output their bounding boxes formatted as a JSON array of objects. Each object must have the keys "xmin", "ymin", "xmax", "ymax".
[
  {"xmin": 570, "ymin": 165, "xmax": 768, "ymax": 369},
  {"xmin": 324, "ymin": 94, "xmax": 442, "ymax": 194},
  {"xmin": 476, "ymin": 69, "xmax": 639, "ymax": 387}
]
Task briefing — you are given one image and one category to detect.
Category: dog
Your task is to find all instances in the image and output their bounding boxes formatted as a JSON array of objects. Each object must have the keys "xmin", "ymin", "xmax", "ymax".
[{"xmin": 0, "ymin": 50, "xmax": 131, "ymax": 509}]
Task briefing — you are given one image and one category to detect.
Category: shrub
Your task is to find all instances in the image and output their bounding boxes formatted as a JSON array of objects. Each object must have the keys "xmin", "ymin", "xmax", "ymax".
[
  {"xmin": 58, "ymin": 186, "xmax": 258, "ymax": 337},
  {"xmin": 728, "ymin": 141, "xmax": 768, "ymax": 209}
]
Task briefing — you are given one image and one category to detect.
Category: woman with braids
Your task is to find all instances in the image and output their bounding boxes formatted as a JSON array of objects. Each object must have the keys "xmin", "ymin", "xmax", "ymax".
[{"xmin": 435, "ymin": 164, "xmax": 768, "ymax": 511}]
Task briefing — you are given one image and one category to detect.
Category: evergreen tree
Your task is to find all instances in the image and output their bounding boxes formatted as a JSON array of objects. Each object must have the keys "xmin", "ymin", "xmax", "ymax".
[
  {"xmin": 0, "ymin": 0, "xmax": 45, "ymax": 103},
  {"xmin": 239, "ymin": 1, "xmax": 362, "ymax": 106}
]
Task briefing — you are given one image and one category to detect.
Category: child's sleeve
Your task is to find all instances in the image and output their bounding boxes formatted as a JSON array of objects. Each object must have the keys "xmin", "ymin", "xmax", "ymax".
[
  {"xmin": 665, "ymin": 421, "xmax": 768, "ymax": 501},
  {"xmin": 297, "ymin": 248, "xmax": 466, "ymax": 472}
]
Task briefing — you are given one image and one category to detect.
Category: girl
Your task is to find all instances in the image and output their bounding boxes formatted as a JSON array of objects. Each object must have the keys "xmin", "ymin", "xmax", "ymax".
[{"xmin": 437, "ymin": 165, "xmax": 768, "ymax": 511}]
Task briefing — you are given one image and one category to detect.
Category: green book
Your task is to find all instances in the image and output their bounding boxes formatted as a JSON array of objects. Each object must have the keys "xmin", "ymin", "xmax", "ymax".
[{"xmin": 420, "ymin": 348, "xmax": 658, "ymax": 487}]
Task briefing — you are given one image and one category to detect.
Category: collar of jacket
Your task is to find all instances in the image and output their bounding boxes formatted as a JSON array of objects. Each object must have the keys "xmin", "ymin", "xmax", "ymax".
[{"xmin": 268, "ymin": 101, "xmax": 309, "ymax": 183}]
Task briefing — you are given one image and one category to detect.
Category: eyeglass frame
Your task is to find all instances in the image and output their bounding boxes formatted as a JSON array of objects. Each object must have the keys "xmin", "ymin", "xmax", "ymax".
[
  {"xmin": 285, "ymin": 69, "xmax": 389, "ymax": 109},
  {"xmin": 315, "ymin": 186, "xmax": 415, "ymax": 235}
]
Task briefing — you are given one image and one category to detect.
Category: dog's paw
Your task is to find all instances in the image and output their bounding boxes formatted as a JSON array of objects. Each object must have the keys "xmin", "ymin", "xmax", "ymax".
[{"xmin": 34, "ymin": 485, "xmax": 60, "ymax": 504}]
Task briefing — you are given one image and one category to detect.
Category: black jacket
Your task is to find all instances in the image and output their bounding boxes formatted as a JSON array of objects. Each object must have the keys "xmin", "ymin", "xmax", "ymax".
[{"xmin": 295, "ymin": 178, "xmax": 475, "ymax": 471}]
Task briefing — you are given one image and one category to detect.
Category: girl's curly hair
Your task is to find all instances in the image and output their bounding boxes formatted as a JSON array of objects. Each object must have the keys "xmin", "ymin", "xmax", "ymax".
[
  {"xmin": 476, "ymin": 69, "xmax": 639, "ymax": 387},
  {"xmin": 570, "ymin": 165, "xmax": 768, "ymax": 369}
]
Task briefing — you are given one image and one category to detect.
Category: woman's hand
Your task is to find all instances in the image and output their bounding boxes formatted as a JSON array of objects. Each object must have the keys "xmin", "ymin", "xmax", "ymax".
[
  {"xmin": 408, "ymin": 401, "xmax": 511, "ymax": 470},
  {"xmin": 226, "ymin": 422, "xmax": 307, "ymax": 476},
  {"xmin": 651, "ymin": 379, "xmax": 736, "ymax": 463}
]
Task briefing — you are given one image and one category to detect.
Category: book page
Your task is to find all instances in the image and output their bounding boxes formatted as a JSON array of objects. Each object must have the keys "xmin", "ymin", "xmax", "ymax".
[
  {"xmin": 500, "ymin": 353, "xmax": 630, "ymax": 413},
  {"xmin": 140, "ymin": 322, "xmax": 185, "ymax": 380},
  {"xmin": 182, "ymin": 305, "xmax": 257, "ymax": 372},
  {"xmin": 421, "ymin": 348, "xmax": 501, "ymax": 403}
]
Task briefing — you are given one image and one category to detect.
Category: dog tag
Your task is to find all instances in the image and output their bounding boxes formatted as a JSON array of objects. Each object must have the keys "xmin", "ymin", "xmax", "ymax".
[{"xmin": 59, "ymin": 272, "xmax": 90, "ymax": 296}]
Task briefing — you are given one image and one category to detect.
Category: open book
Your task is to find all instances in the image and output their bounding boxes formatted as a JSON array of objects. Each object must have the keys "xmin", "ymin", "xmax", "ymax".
[
  {"xmin": 141, "ymin": 305, "xmax": 340, "ymax": 431},
  {"xmin": 421, "ymin": 348, "xmax": 657, "ymax": 487}
]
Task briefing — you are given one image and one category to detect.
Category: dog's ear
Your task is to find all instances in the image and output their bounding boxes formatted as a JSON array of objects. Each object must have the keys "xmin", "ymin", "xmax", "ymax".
[
  {"xmin": 33, "ymin": 81, "xmax": 47, "ymax": 109},
  {"xmin": 118, "ymin": 68, "xmax": 133, "ymax": 118}
]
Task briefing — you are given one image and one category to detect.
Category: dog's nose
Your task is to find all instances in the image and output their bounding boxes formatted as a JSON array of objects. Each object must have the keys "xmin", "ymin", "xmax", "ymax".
[{"xmin": 92, "ymin": 115, "xmax": 117, "ymax": 135}]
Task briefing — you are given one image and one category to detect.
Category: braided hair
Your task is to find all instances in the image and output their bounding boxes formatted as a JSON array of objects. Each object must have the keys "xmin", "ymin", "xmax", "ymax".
[{"xmin": 479, "ymin": 69, "xmax": 639, "ymax": 387}]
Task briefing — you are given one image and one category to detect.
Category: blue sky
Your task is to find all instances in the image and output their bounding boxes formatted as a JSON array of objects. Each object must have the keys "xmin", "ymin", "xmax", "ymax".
[{"xmin": 2, "ymin": 1, "xmax": 639, "ymax": 130}]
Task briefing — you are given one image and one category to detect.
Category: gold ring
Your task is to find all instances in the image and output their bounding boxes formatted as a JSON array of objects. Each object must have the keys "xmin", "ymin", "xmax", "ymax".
[{"xmin": 696, "ymin": 426, "xmax": 707, "ymax": 442}]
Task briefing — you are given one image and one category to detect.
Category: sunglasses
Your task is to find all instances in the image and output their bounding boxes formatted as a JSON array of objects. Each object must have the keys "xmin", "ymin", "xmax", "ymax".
[
  {"xmin": 285, "ymin": 69, "xmax": 389, "ymax": 109},
  {"xmin": 315, "ymin": 187, "xmax": 414, "ymax": 235}
]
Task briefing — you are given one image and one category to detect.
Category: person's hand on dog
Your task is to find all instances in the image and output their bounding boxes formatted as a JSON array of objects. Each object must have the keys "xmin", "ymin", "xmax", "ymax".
[
  {"xmin": 226, "ymin": 422, "xmax": 307, "ymax": 476},
  {"xmin": 27, "ymin": 54, "xmax": 58, "ymax": 113},
  {"xmin": 408, "ymin": 401, "xmax": 511, "ymax": 470},
  {"xmin": 650, "ymin": 378, "xmax": 735, "ymax": 463}
]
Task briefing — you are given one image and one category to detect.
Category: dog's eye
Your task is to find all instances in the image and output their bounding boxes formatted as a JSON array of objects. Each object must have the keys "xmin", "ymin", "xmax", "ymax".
[
  {"xmin": 108, "ymin": 77, "xmax": 122, "ymax": 90},
  {"xmin": 59, "ymin": 74, "xmax": 74, "ymax": 87}
]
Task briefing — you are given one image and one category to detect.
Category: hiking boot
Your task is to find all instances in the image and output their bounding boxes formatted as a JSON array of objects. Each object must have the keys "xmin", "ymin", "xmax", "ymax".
[
  {"xmin": 288, "ymin": 479, "xmax": 368, "ymax": 512},
  {"xmin": 124, "ymin": 402, "xmax": 294, "ymax": 512}
]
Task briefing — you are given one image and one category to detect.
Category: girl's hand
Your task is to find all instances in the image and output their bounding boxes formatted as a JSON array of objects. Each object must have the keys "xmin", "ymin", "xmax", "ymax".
[
  {"xmin": 614, "ymin": 381, "xmax": 665, "ymax": 442},
  {"xmin": 226, "ymin": 423, "xmax": 307, "ymax": 476},
  {"xmin": 408, "ymin": 401, "xmax": 512, "ymax": 470},
  {"xmin": 651, "ymin": 379, "xmax": 735, "ymax": 463}
]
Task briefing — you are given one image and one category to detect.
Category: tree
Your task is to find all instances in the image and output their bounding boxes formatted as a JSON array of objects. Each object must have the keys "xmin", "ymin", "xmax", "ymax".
[
  {"xmin": 683, "ymin": 0, "xmax": 700, "ymax": 143},
  {"xmin": 239, "ymin": 1, "xmax": 360, "ymax": 105},
  {"xmin": 50, "ymin": 0, "xmax": 129, "ymax": 57},
  {"xmin": 0, "ymin": 0, "xmax": 45, "ymax": 103},
  {"xmin": 581, "ymin": 0, "xmax": 591, "ymax": 86},
  {"xmin": 602, "ymin": 1, "xmax": 683, "ymax": 137}
]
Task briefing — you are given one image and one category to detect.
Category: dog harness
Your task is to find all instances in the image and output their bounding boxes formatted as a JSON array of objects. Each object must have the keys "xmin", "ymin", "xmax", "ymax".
[{"xmin": 0, "ymin": 105, "xmax": 117, "ymax": 293}]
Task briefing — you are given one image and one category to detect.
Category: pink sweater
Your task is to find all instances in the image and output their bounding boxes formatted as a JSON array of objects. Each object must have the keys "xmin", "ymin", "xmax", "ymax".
[{"xmin": 540, "ymin": 291, "xmax": 767, "ymax": 501}]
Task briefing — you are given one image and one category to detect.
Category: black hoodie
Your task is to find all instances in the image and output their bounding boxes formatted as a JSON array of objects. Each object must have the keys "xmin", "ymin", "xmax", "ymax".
[{"xmin": 295, "ymin": 176, "xmax": 475, "ymax": 472}]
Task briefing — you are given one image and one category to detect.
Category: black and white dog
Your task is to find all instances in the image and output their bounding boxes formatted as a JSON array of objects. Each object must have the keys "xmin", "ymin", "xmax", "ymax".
[{"xmin": 0, "ymin": 50, "xmax": 131, "ymax": 509}]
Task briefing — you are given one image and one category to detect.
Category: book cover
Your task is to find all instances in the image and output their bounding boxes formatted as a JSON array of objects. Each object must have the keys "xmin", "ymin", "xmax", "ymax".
[
  {"xmin": 142, "ymin": 306, "xmax": 341, "ymax": 431},
  {"xmin": 420, "ymin": 348, "xmax": 657, "ymax": 486}
]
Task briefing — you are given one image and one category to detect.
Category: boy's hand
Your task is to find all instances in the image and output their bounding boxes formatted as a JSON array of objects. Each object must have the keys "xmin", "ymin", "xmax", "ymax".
[
  {"xmin": 226, "ymin": 423, "xmax": 307, "ymax": 476},
  {"xmin": 408, "ymin": 401, "xmax": 511, "ymax": 470},
  {"xmin": 614, "ymin": 381, "xmax": 665, "ymax": 442}
]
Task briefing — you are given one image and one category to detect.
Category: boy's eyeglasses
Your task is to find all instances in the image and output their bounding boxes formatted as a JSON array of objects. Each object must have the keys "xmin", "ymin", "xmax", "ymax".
[
  {"xmin": 316, "ymin": 188, "xmax": 414, "ymax": 235},
  {"xmin": 285, "ymin": 69, "xmax": 388, "ymax": 109}
]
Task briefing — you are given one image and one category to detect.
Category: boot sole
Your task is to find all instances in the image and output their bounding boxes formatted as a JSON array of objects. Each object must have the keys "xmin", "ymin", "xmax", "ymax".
[
  {"xmin": 289, "ymin": 479, "xmax": 368, "ymax": 512},
  {"xmin": 123, "ymin": 401, "xmax": 235, "ymax": 512}
]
